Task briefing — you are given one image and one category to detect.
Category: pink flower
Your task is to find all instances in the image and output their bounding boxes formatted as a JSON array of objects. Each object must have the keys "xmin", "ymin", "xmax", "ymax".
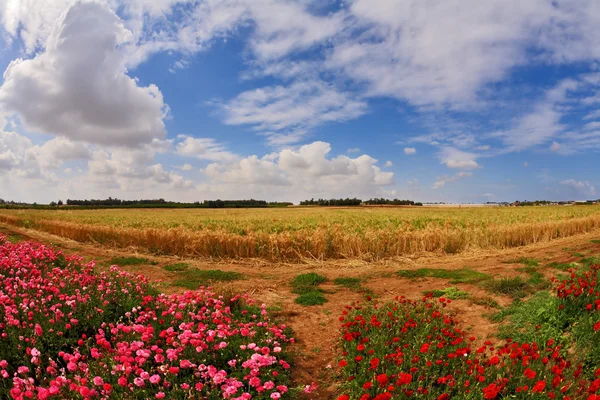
[
  {"xmin": 134, "ymin": 377, "xmax": 145, "ymax": 387},
  {"xmin": 93, "ymin": 376, "xmax": 104, "ymax": 386},
  {"xmin": 156, "ymin": 392, "xmax": 165, "ymax": 399},
  {"xmin": 270, "ymin": 392, "xmax": 281, "ymax": 399},
  {"xmin": 150, "ymin": 375, "xmax": 161, "ymax": 384}
]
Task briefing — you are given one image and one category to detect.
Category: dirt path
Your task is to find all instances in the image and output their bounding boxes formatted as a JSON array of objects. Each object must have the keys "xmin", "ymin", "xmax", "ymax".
[{"xmin": 2, "ymin": 223, "xmax": 600, "ymax": 398}]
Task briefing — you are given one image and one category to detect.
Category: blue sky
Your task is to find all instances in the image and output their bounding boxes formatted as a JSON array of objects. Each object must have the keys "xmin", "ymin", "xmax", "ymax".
[{"xmin": 0, "ymin": 0, "xmax": 599, "ymax": 203}]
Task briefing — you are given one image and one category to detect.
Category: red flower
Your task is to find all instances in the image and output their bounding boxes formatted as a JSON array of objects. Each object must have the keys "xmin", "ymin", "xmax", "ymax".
[
  {"xmin": 524, "ymin": 368, "xmax": 536, "ymax": 379},
  {"xmin": 483, "ymin": 383, "xmax": 501, "ymax": 399},
  {"xmin": 594, "ymin": 321, "xmax": 600, "ymax": 332},
  {"xmin": 376, "ymin": 374, "xmax": 389, "ymax": 387},
  {"xmin": 438, "ymin": 394, "xmax": 450, "ymax": 400},
  {"xmin": 420, "ymin": 343, "xmax": 430, "ymax": 353},
  {"xmin": 363, "ymin": 382, "xmax": 373, "ymax": 390},
  {"xmin": 532, "ymin": 380, "xmax": 546, "ymax": 393},
  {"xmin": 488, "ymin": 356, "xmax": 500, "ymax": 365},
  {"xmin": 396, "ymin": 372, "xmax": 412, "ymax": 385},
  {"xmin": 338, "ymin": 360, "xmax": 347, "ymax": 368},
  {"xmin": 337, "ymin": 395, "xmax": 350, "ymax": 400}
]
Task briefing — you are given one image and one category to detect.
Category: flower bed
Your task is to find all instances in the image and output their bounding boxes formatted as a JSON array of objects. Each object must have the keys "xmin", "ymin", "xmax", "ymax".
[
  {"xmin": 0, "ymin": 237, "xmax": 303, "ymax": 399},
  {"xmin": 337, "ymin": 265, "xmax": 600, "ymax": 399}
]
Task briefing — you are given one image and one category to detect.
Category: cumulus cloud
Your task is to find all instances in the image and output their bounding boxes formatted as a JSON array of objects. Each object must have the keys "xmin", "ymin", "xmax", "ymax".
[
  {"xmin": 0, "ymin": 2, "xmax": 168, "ymax": 147},
  {"xmin": 87, "ymin": 142, "xmax": 192, "ymax": 190},
  {"xmin": 347, "ymin": 148, "xmax": 360, "ymax": 153},
  {"xmin": 203, "ymin": 141, "xmax": 394, "ymax": 200},
  {"xmin": 438, "ymin": 147, "xmax": 480, "ymax": 170},
  {"xmin": 384, "ymin": 160, "xmax": 393, "ymax": 167},
  {"xmin": 403, "ymin": 147, "xmax": 416, "ymax": 155},
  {"xmin": 560, "ymin": 179, "xmax": 596, "ymax": 197},
  {"xmin": 432, "ymin": 172, "xmax": 472, "ymax": 189}
]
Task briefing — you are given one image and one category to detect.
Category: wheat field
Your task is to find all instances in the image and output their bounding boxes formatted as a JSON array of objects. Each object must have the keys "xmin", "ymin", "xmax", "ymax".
[{"xmin": 1, "ymin": 206, "xmax": 599, "ymax": 261}]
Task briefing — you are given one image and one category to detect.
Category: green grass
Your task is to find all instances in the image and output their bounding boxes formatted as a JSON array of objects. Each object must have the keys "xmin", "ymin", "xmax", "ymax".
[
  {"xmin": 573, "ymin": 252, "xmax": 585, "ymax": 258},
  {"xmin": 548, "ymin": 261, "xmax": 578, "ymax": 271},
  {"xmin": 163, "ymin": 262, "xmax": 190, "ymax": 272},
  {"xmin": 291, "ymin": 273, "xmax": 328, "ymax": 294},
  {"xmin": 7, "ymin": 234, "xmax": 23, "ymax": 243},
  {"xmin": 333, "ymin": 277, "xmax": 362, "ymax": 290},
  {"xmin": 469, "ymin": 296, "xmax": 502, "ymax": 309},
  {"xmin": 482, "ymin": 277, "xmax": 530, "ymax": 299},
  {"xmin": 397, "ymin": 268, "xmax": 491, "ymax": 284},
  {"xmin": 291, "ymin": 273, "xmax": 329, "ymax": 306},
  {"xmin": 294, "ymin": 291, "xmax": 328, "ymax": 306},
  {"xmin": 174, "ymin": 269, "xmax": 243, "ymax": 289},
  {"xmin": 490, "ymin": 291, "xmax": 567, "ymax": 345},
  {"xmin": 503, "ymin": 257, "xmax": 539, "ymax": 267},
  {"xmin": 424, "ymin": 287, "xmax": 469, "ymax": 300},
  {"xmin": 591, "ymin": 239, "xmax": 600, "ymax": 244},
  {"xmin": 108, "ymin": 256, "xmax": 158, "ymax": 266},
  {"xmin": 580, "ymin": 256, "xmax": 600, "ymax": 267}
]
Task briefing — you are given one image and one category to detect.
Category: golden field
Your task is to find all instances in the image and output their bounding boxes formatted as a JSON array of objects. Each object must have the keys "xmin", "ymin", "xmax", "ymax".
[{"xmin": 0, "ymin": 205, "xmax": 600, "ymax": 261}]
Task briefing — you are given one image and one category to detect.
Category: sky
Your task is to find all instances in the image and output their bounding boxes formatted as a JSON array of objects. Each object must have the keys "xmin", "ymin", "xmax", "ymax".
[{"xmin": 0, "ymin": 1, "xmax": 600, "ymax": 204}]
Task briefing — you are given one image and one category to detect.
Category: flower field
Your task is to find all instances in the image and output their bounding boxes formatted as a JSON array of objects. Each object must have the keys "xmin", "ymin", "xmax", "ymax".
[
  {"xmin": 336, "ymin": 264, "xmax": 600, "ymax": 399},
  {"xmin": 0, "ymin": 236, "xmax": 306, "ymax": 399}
]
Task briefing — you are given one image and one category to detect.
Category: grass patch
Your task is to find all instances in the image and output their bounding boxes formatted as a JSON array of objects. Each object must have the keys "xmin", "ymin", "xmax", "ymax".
[
  {"xmin": 7, "ymin": 234, "xmax": 23, "ymax": 243},
  {"xmin": 291, "ymin": 273, "xmax": 329, "ymax": 306},
  {"xmin": 397, "ymin": 268, "xmax": 491, "ymax": 284},
  {"xmin": 291, "ymin": 273, "xmax": 327, "ymax": 294},
  {"xmin": 490, "ymin": 291, "xmax": 567, "ymax": 345},
  {"xmin": 591, "ymin": 239, "xmax": 600, "ymax": 244},
  {"xmin": 294, "ymin": 291, "xmax": 328, "ymax": 306},
  {"xmin": 580, "ymin": 256, "xmax": 600, "ymax": 267},
  {"xmin": 573, "ymin": 252, "xmax": 585, "ymax": 258},
  {"xmin": 503, "ymin": 257, "xmax": 539, "ymax": 267},
  {"xmin": 174, "ymin": 269, "xmax": 243, "ymax": 290},
  {"xmin": 334, "ymin": 277, "xmax": 362, "ymax": 290},
  {"xmin": 163, "ymin": 262, "xmax": 190, "ymax": 272},
  {"xmin": 108, "ymin": 256, "xmax": 158, "ymax": 266},
  {"xmin": 548, "ymin": 261, "xmax": 578, "ymax": 271},
  {"xmin": 482, "ymin": 277, "xmax": 529, "ymax": 299},
  {"xmin": 469, "ymin": 296, "xmax": 501, "ymax": 309},
  {"xmin": 424, "ymin": 287, "xmax": 469, "ymax": 300}
]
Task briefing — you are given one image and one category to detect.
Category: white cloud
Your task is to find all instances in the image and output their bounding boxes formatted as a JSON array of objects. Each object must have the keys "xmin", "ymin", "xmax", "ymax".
[
  {"xmin": 347, "ymin": 147, "xmax": 360, "ymax": 153},
  {"xmin": 523, "ymin": 161, "xmax": 529, "ymax": 167},
  {"xmin": 175, "ymin": 135, "xmax": 237, "ymax": 162},
  {"xmin": 550, "ymin": 142, "xmax": 562, "ymax": 152},
  {"xmin": 432, "ymin": 171, "xmax": 472, "ymax": 189},
  {"xmin": 560, "ymin": 179, "xmax": 596, "ymax": 197},
  {"xmin": 403, "ymin": 147, "xmax": 416, "ymax": 155},
  {"xmin": 217, "ymin": 80, "xmax": 367, "ymax": 145},
  {"xmin": 438, "ymin": 147, "xmax": 480, "ymax": 170},
  {"xmin": 179, "ymin": 163, "xmax": 193, "ymax": 171},
  {"xmin": 203, "ymin": 141, "xmax": 394, "ymax": 200},
  {"xmin": 384, "ymin": 160, "xmax": 393, "ymax": 167},
  {"xmin": 324, "ymin": 0, "xmax": 600, "ymax": 109},
  {"xmin": 0, "ymin": 2, "xmax": 168, "ymax": 147}
]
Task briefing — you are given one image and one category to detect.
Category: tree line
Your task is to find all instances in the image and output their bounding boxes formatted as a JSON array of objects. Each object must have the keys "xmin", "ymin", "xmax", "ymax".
[
  {"xmin": 363, "ymin": 198, "xmax": 423, "ymax": 206},
  {"xmin": 299, "ymin": 198, "xmax": 363, "ymax": 206}
]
